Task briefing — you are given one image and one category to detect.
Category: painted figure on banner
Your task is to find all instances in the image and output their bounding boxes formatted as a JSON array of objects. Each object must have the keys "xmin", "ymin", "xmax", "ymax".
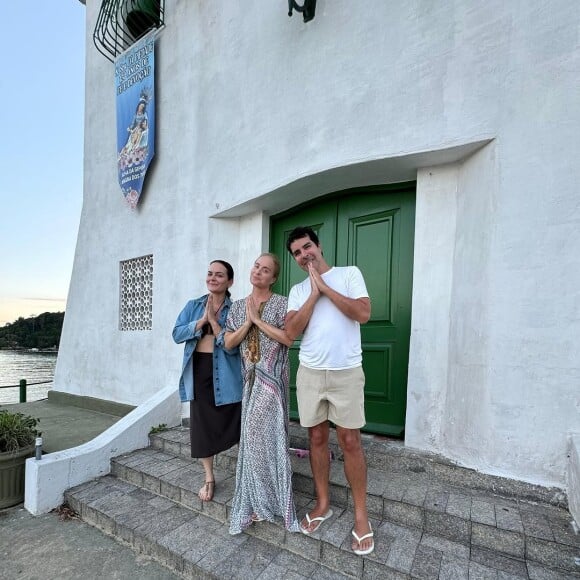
[{"xmin": 119, "ymin": 99, "xmax": 148, "ymax": 158}]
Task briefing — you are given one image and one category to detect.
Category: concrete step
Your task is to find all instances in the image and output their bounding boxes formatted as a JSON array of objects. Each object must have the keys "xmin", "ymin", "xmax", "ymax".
[
  {"xmin": 149, "ymin": 428, "xmax": 574, "ymax": 550},
  {"xmin": 107, "ymin": 447, "xmax": 403, "ymax": 578},
  {"xmin": 285, "ymin": 424, "xmax": 568, "ymax": 509},
  {"xmin": 64, "ymin": 475, "xmax": 353, "ymax": 580},
  {"xmin": 163, "ymin": 423, "xmax": 568, "ymax": 508},
  {"xmin": 103, "ymin": 428, "xmax": 580, "ymax": 578}
]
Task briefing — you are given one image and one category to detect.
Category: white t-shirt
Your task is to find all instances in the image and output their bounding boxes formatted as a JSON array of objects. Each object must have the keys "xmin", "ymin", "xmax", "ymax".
[{"xmin": 287, "ymin": 266, "xmax": 369, "ymax": 370}]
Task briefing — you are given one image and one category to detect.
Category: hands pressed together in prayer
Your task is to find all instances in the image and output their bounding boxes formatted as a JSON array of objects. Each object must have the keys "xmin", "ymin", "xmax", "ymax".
[
  {"xmin": 245, "ymin": 296, "xmax": 261, "ymax": 325},
  {"xmin": 307, "ymin": 262, "xmax": 328, "ymax": 299},
  {"xmin": 200, "ymin": 294, "xmax": 224, "ymax": 335}
]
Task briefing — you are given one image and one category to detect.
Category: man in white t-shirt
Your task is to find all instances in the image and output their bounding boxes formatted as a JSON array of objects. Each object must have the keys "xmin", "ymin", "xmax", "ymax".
[{"xmin": 285, "ymin": 226, "xmax": 374, "ymax": 556}]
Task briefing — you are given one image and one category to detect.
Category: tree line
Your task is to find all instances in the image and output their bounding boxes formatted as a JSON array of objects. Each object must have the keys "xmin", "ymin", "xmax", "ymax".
[{"xmin": 0, "ymin": 312, "xmax": 64, "ymax": 350}]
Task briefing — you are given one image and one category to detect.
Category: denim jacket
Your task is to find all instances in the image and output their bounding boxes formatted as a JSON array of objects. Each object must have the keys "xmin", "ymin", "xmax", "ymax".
[{"xmin": 172, "ymin": 295, "xmax": 242, "ymax": 405}]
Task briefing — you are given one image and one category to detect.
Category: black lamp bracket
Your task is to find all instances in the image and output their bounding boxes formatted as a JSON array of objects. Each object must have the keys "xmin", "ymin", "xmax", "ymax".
[{"xmin": 288, "ymin": 0, "xmax": 316, "ymax": 23}]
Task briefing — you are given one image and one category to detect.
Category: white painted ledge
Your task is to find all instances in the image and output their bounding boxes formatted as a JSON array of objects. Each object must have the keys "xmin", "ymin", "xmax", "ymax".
[
  {"xmin": 568, "ymin": 434, "xmax": 580, "ymax": 528},
  {"xmin": 24, "ymin": 385, "xmax": 181, "ymax": 515}
]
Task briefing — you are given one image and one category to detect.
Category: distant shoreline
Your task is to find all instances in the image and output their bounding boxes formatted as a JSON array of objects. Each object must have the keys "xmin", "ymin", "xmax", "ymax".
[{"xmin": 0, "ymin": 347, "xmax": 58, "ymax": 353}]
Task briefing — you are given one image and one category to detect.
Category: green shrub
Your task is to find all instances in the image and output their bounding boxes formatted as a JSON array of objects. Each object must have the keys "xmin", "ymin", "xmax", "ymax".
[{"xmin": 0, "ymin": 410, "xmax": 41, "ymax": 454}]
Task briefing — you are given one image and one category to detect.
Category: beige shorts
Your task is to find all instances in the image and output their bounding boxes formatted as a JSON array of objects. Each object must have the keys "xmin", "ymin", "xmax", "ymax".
[{"xmin": 296, "ymin": 364, "xmax": 366, "ymax": 429}]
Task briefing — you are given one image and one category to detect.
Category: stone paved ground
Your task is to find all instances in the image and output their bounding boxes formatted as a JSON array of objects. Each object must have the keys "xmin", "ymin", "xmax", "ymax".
[
  {"xmin": 61, "ymin": 426, "xmax": 580, "ymax": 579},
  {"xmin": 0, "ymin": 504, "xmax": 179, "ymax": 580}
]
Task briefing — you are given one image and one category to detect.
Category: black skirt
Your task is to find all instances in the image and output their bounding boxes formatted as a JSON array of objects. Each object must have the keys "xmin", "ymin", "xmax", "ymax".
[{"xmin": 189, "ymin": 351, "xmax": 241, "ymax": 458}]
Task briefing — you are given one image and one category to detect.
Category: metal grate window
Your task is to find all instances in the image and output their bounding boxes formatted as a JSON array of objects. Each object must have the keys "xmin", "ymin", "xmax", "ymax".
[
  {"xmin": 94, "ymin": 0, "xmax": 165, "ymax": 62},
  {"xmin": 119, "ymin": 254, "xmax": 153, "ymax": 331}
]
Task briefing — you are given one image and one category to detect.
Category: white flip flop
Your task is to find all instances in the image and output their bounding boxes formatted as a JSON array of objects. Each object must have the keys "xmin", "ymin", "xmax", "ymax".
[
  {"xmin": 352, "ymin": 523, "xmax": 374, "ymax": 556},
  {"xmin": 299, "ymin": 509, "xmax": 334, "ymax": 535}
]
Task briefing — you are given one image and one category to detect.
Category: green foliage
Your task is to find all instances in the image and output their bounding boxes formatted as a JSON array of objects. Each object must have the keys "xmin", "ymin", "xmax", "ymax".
[
  {"xmin": 149, "ymin": 423, "xmax": 168, "ymax": 434},
  {"xmin": 0, "ymin": 312, "xmax": 64, "ymax": 350},
  {"xmin": 0, "ymin": 410, "xmax": 41, "ymax": 454}
]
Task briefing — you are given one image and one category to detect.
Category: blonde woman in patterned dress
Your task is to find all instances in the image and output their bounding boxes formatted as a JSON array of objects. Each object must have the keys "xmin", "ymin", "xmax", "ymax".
[{"xmin": 225, "ymin": 253, "xmax": 299, "ymax": 534}]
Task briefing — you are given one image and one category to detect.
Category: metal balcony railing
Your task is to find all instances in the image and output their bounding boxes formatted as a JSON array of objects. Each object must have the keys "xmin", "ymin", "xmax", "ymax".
[{"xmin": 93, "ymin": 0, "xmax": 164, "ymax": 62}]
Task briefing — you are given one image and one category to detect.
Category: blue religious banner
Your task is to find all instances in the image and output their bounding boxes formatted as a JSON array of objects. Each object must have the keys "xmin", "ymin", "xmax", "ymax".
[{"xmin": 115, "ymin": 32, "xmax": 156, "ymax": 209}]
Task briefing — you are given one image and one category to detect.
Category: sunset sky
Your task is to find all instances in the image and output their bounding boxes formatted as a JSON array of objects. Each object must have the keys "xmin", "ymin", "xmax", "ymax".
[{"xmin": 0, "ymin": 3, "xmax": 85, "ymax": 326}]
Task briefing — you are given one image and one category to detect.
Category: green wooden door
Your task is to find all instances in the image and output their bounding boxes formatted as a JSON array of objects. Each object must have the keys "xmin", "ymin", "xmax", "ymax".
[{"xmin": 270, "ymin": 184, "xmax": 415, "ymax": 436}]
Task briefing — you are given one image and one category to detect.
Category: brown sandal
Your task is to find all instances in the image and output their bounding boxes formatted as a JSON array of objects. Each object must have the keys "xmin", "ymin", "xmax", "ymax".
[{"xmin": 199, "ymin": 480, "xmax": 215, "ymax": 502}]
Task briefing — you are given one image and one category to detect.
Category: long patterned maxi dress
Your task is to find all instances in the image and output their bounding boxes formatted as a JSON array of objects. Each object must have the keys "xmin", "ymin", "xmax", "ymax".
[{"xmin": 227, "ymin": 293, "xmax": 299, "ymax": 534}]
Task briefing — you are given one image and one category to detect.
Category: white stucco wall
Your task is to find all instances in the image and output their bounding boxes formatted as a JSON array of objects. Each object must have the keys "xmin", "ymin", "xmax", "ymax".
[{"xmin": 58, "ymin": 0, "xmax": 580, "ymax": 488}]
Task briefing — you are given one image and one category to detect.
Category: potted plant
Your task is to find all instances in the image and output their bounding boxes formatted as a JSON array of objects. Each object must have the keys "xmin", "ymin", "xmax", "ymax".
[{"xmin": 0, "ymin": 410, "xmax": 40, "ymax": 508}]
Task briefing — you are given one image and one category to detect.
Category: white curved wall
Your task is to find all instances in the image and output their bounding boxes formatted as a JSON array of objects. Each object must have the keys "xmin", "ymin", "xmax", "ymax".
[{"xmin": 57, "ymin": 0, "xmax": 580, "ymax": 488}]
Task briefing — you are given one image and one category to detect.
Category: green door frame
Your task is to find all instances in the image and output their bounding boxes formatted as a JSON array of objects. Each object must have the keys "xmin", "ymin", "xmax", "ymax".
[{"xmin": 270, "ymin": 183, "xmax": 416, "ymax": 436}]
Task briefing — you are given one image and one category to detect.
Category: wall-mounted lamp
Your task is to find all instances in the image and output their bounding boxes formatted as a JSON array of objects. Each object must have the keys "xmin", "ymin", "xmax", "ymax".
[{"xmin": 288, "ymin": 0, "xmax": 316, "ymax": 23}]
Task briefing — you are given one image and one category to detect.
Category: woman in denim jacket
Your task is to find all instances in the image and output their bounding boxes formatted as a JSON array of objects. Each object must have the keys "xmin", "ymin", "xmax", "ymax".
[{"xmin": 173, "ymin": 260, "xmax": 242, "ymax": 502}]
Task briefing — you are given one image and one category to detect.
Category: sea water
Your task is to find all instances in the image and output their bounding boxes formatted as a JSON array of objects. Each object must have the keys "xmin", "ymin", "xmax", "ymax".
[{"xmin": 0, "ymin": 350, "xmax": 56, "ymax": 404}]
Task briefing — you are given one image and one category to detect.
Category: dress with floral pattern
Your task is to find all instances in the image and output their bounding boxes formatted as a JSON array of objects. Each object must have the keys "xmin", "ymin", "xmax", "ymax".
[{"xmin": 227, "ymin": 293, "xmax": 299, "ymax": 534}]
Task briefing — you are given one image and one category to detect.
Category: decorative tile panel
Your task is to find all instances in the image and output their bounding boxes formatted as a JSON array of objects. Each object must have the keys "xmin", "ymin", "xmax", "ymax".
[{"xmin": 119, "ymin": 254, "xmax": 153, "ymax": 331}]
